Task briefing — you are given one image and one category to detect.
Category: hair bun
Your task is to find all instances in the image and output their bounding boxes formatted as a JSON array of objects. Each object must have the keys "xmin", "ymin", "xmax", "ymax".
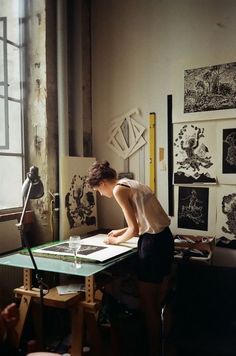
[{"xmin": 102, "ymin": 160, "xmax": 110, "ymax": 168}]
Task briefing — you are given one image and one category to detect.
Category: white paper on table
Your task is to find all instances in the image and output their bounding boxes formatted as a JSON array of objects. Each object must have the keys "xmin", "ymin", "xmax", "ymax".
[
  {"xmin": 56, "ymin": 283, "xmax": 85, "ymax": 295},
  {"xmin": 34, "ymin": 234, "xmax": 139, "ymax": 263}
]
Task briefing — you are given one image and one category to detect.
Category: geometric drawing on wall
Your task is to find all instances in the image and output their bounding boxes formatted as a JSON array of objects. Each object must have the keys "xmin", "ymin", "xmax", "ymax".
[
  {"xmin": 223, "ymin": 128, "xmax": 236, "ymax": 174},
  {"xmin": 60, "ymin": 156, "xmax": 97, "ymax": 240},
  {"xmin": 178, "ymin": 186, "xmax": 209, "ymax": 231},
  {"xmin": 107, "ymin": 108, "xmax": 146, "ymax": 159},
  {"xmin": 216, "ymin": 185, "xmax": 236, "ymax": 241},
  {"xmin": 184, "ymin": 62, "xmax": 236, "ymax": 113},
  {"xmin": 173, "ymin": 122, "xmax": 216, "ymax": 184}
]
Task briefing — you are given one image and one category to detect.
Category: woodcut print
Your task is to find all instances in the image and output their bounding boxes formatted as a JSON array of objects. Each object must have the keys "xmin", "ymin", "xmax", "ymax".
[
  {"xmin": 173, "ymin": 122, "xmax": 216, "ymax": 184},
  {"xmin": 222, "ymin": 128, "xmax": 236, "ymax": 174},
  {"xmin": 178, "ymin": 186, "xmax": 209, "ymax": 231},
  {"xmin": 184, "ymin": 62, "xmax": 236, "ymax": 113},
  {"xmin": 216, "ymin": 119, "xmax": 236, "ymax": 184},
  {"xmin": 61, "ymin": 157, "xmax": 97, "ymax": 239},
  {"xmin": 216, "ymin": 186, "xmax": 236, "ymax": 241}
]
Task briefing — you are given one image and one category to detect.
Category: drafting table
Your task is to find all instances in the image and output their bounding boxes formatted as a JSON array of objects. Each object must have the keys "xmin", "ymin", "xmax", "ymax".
[{"xmin": 0, "ymin": 239, "xmax": 137, "ymax": 356}]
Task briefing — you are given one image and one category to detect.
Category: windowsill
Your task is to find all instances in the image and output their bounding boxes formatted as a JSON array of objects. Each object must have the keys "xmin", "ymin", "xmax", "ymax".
[{"xmin": 0, "ymin": 210, "xmax": 34, "ymax": 224}]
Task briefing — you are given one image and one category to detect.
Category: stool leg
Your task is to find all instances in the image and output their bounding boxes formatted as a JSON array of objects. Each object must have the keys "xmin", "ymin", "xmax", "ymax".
[{"xmin": 14, "ymin": 295, "xmax": 32, "ymax": 347}]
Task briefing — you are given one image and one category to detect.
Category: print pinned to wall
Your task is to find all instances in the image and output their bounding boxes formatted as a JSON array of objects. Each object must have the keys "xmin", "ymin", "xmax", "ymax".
[
  {"xmin": 60, "ymin": 156, "xmax": 97, "ymax": 240},
  {"xmin": 173, "ymin": 185, "xmax": 216, "ymax": 236},
  {"xmin": 173, "ymin": 122, "xmax": 216, "ymax": 184},
  {"xmin": 216, "ymin": 185, "xmax": 236, "ymax": 242},
  {"xmin": 216, "ymin": 119, "xmax": 236, "ymax": 184},
  {"xmin": 178, "ymin": 186, "xmax": 209, "ymax": 231},
  {"xmin": 107, "ymin": 108, "xmax": 146, "ymax": 159},
  {"xmin": 173, "ymin": 61, "xmax": 236, "ymax": 123}
]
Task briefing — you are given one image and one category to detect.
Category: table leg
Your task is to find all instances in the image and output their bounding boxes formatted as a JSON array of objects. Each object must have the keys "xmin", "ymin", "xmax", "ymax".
[{"xmin": 70, "ymin": 302, "xmax": 84, "ymax": 356}]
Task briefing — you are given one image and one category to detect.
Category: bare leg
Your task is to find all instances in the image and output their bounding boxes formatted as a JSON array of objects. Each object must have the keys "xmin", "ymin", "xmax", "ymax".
[{"xmin": 138, "ymin": 276, "xmax": 169, "ymax": 356}]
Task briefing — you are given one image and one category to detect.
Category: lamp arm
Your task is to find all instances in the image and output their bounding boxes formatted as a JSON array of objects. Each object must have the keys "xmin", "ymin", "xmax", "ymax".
[{"xmin": 18, "ymin": 181, "xmax": 33, "ymax": 230}]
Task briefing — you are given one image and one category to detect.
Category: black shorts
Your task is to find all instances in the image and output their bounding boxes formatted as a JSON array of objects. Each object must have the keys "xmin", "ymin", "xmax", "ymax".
[{"xmin": 136, "ymin": 227, "xmax": 174, "ymax": 284}]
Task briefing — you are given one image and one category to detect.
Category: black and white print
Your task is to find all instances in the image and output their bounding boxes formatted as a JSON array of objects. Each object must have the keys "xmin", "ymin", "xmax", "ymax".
[
  {"xmin": 65, "ymin": 174, "xmax": 96, "ymax": 230},
  {"xmin": 216, "ymin": 186, "xmax": 236, "ymax": 241},
  {"xmin": 222, "ymin": 128, "xmax": 236, "ymax": 174},
  {"xmin": 61, "ymin": 157, "xmax": 97, "ymax": 239},
  {"xmin": 178, "ymin": 186, "xmax": 209, "ymax": 231},
  {"xmin": 184, "ymin": 62, "xmax": 236, "ymax": 113},
  {"xmin": 173, "ymin": 122, "xmax": 216, "ymax": 184},
  {"xmin": 216, "ymin": 119, "xmax": 236, "ymax": 184},
  {"xmin": 39, "ymin": 242, "xmax": 106, "ymax": 256}
]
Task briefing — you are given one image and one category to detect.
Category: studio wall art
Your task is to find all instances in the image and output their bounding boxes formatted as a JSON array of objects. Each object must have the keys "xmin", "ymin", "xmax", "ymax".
[
  {"xmin": 60, "ymin": 156, "xmax": 97, "ymax": 240},
  {"xmin": 173, "ymin": 185, "xmax": 216, "ymax": 237},
  {"xmin": 216, "ymin": 185, "xmax": 236, "ymax": 241},
  {"xmin": 173, "ymin": 121, "xmax": 216, "ymax": 184},
  {"xmin": 173, "ymin": 61, "xmax": 236, "ymax": 123},
  {"xmin": 216, "ymin": 119, "xmax": 236, "ymax": 184}
]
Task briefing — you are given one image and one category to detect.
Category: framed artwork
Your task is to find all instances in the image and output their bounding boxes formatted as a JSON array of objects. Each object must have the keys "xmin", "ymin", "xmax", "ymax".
[
  {"xmin": 173, "ymin": 61, "xmax": 236, "ymax": 123},
  {"xmin": 216, "ymin": 185, "xmax": 236, "ymax": 241},
  {"xmin": 60, "ymin": 156, "xmax": 97, "ymax": 240},
  {"xmin": 173, "ymin": 121, "xmax": 216, "ymax": 184},
  {"xmin": 172, "ymin": 185, "xmax": 216, "ymax": 236},
  {"xmin": 216, "ymin": 119, "xmax": 236, "ymax": 184}
]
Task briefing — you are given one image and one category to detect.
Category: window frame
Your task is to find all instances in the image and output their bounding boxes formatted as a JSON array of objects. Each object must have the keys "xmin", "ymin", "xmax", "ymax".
[{"xmin": 0, "ymin": 2, "xmax": 25, "ymax": 214}]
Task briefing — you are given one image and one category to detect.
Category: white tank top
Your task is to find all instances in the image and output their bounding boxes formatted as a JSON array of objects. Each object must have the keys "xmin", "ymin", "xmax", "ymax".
[{"xmin": 117, "ymin": 178, "xmax": 170, "ymax": 235}]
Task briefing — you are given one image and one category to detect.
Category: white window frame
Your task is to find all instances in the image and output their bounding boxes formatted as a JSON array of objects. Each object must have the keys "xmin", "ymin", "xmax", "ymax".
[{"xmin": 0, "ymin": 2, "xmax": 25, "ymax": 213}]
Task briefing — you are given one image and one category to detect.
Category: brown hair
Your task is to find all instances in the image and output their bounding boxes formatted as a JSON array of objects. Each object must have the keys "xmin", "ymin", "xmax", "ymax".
[{"xmin": 87, "ymin": 160, "xmax": 117, "ymax": 188}]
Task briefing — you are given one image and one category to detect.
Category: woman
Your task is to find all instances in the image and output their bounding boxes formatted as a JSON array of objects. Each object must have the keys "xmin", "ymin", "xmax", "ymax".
[{"xmin": 87, "ymin": 161, "xmax": 174, "ymax": 356}]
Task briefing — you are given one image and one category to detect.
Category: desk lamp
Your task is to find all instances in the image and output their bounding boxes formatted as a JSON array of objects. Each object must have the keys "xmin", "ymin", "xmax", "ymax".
[{"xmin": 17, "ymin": 166, "xmax": 48, "ymax": 348}]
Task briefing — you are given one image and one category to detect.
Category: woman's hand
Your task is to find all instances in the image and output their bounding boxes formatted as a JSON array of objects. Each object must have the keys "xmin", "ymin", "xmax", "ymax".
[
  {"xmin": 104, "ymin": 235, "xmax": 120, "ymax": 245},
  {"xmin": 108, "ymin": 229, "xmax": 126, "ymax": 237}
]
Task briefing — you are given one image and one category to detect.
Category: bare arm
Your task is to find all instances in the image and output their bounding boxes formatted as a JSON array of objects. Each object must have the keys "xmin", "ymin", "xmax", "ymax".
[
  {"xmin": 105, "ymin": 186, "xmax": 139, "ymax": 244},
  {"xmin": 108, "ymin": 227, "xmax": 128, "ymax": 237}
]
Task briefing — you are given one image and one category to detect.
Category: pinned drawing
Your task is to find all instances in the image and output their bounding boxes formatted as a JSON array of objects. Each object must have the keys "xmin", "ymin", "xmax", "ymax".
[
  {"xmin": 216, "ymin": 185, "xmax": 236, "ymax": 241},
  {"xmin": 178, "ymin": 186, "xmax": 209, "ymax": 231},
  {"xmin": 223, "ymin": 128, "xmax": 236, "ymax": 172},
  {"xmin": 184, "ymin": 62, "xmax": 236, "ymax": 113},
  {"xmin": 173, "ymin": 122, "xmax": 216, "ymax": 184},
  {"xmin": 172, "ymin": 61, "xmax": 236, "ymax": 122},
  {"xmin": 61, "ymin": 157, "xmax": 97, "ymax": 239},
  {"xmin": 216, "ymin": 119, "xmax": 236, "ymax": 184},
  {"xmin": 107, "ymin": 108, "xmax": 146, "ymax": 159}
]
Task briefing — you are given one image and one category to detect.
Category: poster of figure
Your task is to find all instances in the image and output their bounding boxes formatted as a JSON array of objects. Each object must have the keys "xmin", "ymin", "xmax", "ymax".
[
  {"xmin": 178, "ymin": 186, "xmax": 209, "ymax": 231},
  {"xmin": 172, "ymin": 61, "xmax": 236, "ymax": 122},
  {"xmin": 216, "ymin": 185, "xmax": 236, "ymax": 242},
  {"xmin": 61, "ymin": 157, "xmax": 97, "ymax": 240},
  {"xmin": 216, "ymin": 119, "xmax": 236, "ymax": 184},
  {"xmin": 173, "ymin": 122, "xmax": 216, "ymax": 184},
  {"xmin": 172, "ymin": 186, "xmax": 216, "ymax": 236}
]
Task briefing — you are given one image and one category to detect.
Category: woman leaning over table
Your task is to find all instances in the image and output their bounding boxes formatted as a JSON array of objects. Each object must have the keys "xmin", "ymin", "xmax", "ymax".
[{"xmin": 87, "ymin": 160, "xmax": 174, "ymax": 356}]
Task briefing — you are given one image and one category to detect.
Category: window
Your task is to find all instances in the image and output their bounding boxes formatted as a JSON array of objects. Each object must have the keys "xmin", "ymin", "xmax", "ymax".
[{"xmin": 0, "ymin": 0, "xmax": 25, "ymax": 211}]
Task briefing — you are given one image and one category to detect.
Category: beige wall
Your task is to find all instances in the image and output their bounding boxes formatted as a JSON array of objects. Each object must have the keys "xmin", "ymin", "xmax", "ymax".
[{"xmin": 91, "ymin": 0, "xmax": 236, "ymax": 232}]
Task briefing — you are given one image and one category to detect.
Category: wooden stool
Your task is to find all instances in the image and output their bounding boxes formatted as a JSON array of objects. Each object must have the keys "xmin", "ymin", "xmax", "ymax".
[{"xmin": 14, "ymin": 286, "xmax": 84, "ymax": 356}]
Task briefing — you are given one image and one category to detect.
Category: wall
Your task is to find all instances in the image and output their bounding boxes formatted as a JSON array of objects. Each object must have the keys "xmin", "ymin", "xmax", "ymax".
[
  {"xmin": 90, "ymin": 0, "xmax": 236, "ymax": 232},
  {"xmin": 25, "ymin": 0, "xmax": 58, "ymax": 245}
]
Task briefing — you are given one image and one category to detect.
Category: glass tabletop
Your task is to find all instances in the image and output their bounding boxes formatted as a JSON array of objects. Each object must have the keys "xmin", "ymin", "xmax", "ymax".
[{"xmin": 0, "ymin": 249, "xmax": 135, "ymax": 277}]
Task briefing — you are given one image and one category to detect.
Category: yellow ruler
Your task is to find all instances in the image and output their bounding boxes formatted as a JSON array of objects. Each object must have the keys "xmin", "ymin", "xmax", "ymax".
[{"xmin": 149, "ymin": 112, "xmax": 156, "ymax": 193}]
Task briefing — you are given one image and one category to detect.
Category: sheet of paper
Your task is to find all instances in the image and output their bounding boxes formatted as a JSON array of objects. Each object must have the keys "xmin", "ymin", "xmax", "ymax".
[
  {"xmin": 56, "ymin": 283, "xmax": 85, "ymax": 295},
  {"xmin": 34, "ymin": 234, "xmax": 138, "ymax": 262}
]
